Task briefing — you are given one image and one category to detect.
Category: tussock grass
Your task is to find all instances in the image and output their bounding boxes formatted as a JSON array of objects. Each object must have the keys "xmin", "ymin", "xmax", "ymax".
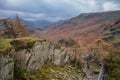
[
  {"xmin": 0, "ymin": 37, "xmax": 46, "ymax": 53},
  {"xmin": 0, "ymin": 39, "xmax": 12, "ymax": 53}
]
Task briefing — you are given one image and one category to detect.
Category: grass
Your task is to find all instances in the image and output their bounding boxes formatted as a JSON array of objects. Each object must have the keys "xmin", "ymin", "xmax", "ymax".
[
  {"xmin": 23, "ymin": 62, "xmax": 83, "ymax": 80},
  {"xmin": 29, "ymin": 62, "xmax": 68, "ymax": 80},
  {"xmin": 0, "ymin": 39, "xmax": 12, "ymax": 53},
  {"xmin": 113, "ymin": 36, "xmax": 120, "ymax": 43},
  {"xmin": 14, "ymin": 67, "xmax": 28, "ymax": 80},
  {"xmin": 105, "ymin": 52, "xmax": 120, "ymax": 80},
  {"xmin": 11, "ymin": 37, "xmax": 46, "ymax": 51},
  {"xmin": 0, "ymin": 37, "xmax": 46, "ymax": 53},
  {"xmin": 14, "ymin": 37, "xmax": 45, "ymax": 43}
]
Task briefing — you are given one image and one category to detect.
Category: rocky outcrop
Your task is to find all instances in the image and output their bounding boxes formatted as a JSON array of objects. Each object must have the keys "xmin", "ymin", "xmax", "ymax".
[
  {"xmin": 14, "ymin": 42, "xmax": 76, "ymax": 74},
  {"xmin": 0, "ymin": 51, "xmax": 14, "ymax": 80},
  {"xmin": 0, "ymin": 41, "xmax": 76, "ymax": 80},
  {"xmin": 0, "ymin": 41, "xmax": 102, "ymax": 80}
]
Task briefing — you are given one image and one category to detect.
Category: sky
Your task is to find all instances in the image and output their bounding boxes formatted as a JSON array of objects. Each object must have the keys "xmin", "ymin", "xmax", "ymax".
[{"xmin": 0, "ymin": 0, "xmax": 120, "ymax": 22}]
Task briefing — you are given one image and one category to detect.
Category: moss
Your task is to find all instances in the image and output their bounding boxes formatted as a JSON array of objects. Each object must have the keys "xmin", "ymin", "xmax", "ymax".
[
  {"xmin": 10, "ymin": 39, "xmax": 35, "ymax": 51},
  {"xmin": 10, "ymin": 37, "xmax": 46, "ymax": 51},
  {"xmin": 113, "ymin": 36, "xmax": 120, "ymax": 43},
  {"xmin": 14, "ymin": 67, "xmax": 28, "ymax": 80},
  {"xmin": 15, "ymin": 67, "xmax": 28, "ymax": 74},
  {"xmin": 0, "ymin": 39, "xmax": 12, "ymax": 54},
  {"xmin": 0, "ymin": 37, "xmax": 46, "ymax": 54}
]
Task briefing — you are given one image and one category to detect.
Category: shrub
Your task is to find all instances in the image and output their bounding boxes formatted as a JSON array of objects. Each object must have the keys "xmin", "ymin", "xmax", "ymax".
[{"xmin": 58, "ymin": 38, "xmax": 79, "ymax": 47}]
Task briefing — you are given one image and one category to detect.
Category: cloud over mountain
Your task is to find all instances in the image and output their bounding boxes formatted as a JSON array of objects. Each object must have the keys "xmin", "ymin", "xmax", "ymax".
[{"xmin": 0, "ymin": 0, "xmax": 120, "ymax": 22}]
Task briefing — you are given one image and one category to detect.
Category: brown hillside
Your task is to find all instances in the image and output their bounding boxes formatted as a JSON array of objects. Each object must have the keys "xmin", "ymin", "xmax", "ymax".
[{"xmin": 35, "ymin": 10, "xmax": 120, "ymax": 46}]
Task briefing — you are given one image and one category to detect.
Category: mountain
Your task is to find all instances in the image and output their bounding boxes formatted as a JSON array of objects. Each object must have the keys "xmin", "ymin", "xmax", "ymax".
[
  {"xmin": 36, "ymin": 10, "xmax": 120, "ymax": 45},
  {"xmin": 21, "ymin": 19, "xmax": 55, "ymax": 29}
]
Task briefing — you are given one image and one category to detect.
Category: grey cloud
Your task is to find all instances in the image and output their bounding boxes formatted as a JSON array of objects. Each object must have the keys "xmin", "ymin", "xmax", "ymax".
[{"xmin": 0, "ymin": 0, "xmax": 120, "ymax": 22}]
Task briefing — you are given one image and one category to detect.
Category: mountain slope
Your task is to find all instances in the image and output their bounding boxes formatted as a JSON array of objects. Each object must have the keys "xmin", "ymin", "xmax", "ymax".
[{"xmin": 37, "ymin": 10, "xmax": 120, "ymax": 45}]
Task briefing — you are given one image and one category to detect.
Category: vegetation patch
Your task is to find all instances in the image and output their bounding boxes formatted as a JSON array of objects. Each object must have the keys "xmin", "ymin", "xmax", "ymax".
[
  {"xmin": 10, "ymin": 37, "xmax": 46, "ymax": 51},
  {"xmin": 113, "ymin": 36, "xmax": 120, "ymax": 43},
  {"xmin": 105, "ymin": 52, "xmax": 120, "ymax": 80},
  {"xmin": 23, "ymin": 62, "xmax": 83, "ymax": 80},
  {"xmin": 0, "ymin": 39, "xmax": 12, "ymax": 54},
  {"xmin": 0, "ymin": 37, "xmax": 46, "ymax": 53},
  {"xmin": 14, "ymin": 67, "xmax": 28, "ymax": 80}
]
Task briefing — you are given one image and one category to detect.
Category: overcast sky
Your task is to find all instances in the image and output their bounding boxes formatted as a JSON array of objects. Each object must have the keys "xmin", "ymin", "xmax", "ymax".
[{"xmin": 0, "ymin": 0, "xmax": 120, "ymax": 22}]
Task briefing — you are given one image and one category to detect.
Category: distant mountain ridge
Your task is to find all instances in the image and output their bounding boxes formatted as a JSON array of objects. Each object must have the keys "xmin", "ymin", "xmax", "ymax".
[{"xmin": 21, "ymin": 19, "xmax": 55, "ymax": 29}]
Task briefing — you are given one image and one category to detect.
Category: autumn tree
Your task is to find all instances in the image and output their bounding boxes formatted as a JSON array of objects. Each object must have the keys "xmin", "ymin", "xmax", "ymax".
[{"xmin": 0, "ymin": 15, "xmax": 29, "ymax": 38}]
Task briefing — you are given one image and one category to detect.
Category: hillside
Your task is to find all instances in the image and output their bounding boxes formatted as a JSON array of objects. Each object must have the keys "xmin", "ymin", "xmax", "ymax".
[{"xmin": 37, "ymin": 10, "xmax": 120, "ymax": 46}]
